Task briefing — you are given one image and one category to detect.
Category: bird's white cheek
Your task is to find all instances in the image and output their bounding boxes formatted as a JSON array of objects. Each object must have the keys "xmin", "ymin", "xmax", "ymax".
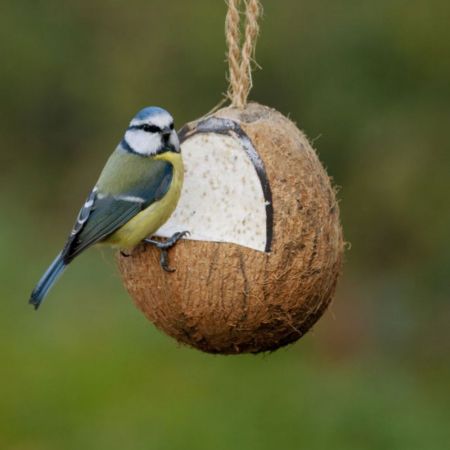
[{"xmin": 125, "ymin": 130, "xmax": 160, "ymax": 156}]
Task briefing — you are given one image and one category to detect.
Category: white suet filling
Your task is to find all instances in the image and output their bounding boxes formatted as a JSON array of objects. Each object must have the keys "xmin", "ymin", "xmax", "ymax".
[{"xmin": 157, "ymin": 132, "xmax": 268, "ymax": 251}]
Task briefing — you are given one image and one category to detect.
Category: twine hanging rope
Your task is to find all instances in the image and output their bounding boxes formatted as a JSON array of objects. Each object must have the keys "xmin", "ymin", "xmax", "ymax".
[{"xmin": 226, "ymin": 0, "xmax": 262, "ymax": 109}]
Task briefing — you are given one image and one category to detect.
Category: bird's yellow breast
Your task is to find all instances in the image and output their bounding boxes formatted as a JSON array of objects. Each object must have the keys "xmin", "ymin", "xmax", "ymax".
[{"xmin": 104, "ymin": 152, "xmax": 184, "ymax": 250}]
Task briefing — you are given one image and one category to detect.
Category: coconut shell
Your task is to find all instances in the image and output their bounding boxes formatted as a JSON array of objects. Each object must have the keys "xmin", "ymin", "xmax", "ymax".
[{"xmin": 118, "ymin": 103, "xmax": 344, "ymax": 354}]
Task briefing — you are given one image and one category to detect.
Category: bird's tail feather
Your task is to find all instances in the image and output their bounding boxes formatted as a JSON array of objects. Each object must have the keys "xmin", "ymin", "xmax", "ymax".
[{"xmin": 29, "ymin": 252, "xmax": 67, "ymax": 310}]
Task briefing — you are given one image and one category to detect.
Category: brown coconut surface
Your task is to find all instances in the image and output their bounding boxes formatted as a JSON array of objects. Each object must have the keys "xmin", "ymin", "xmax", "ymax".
[{"xmin": 118, "ymin": 102, "xmax": 344, "ymax": 354}]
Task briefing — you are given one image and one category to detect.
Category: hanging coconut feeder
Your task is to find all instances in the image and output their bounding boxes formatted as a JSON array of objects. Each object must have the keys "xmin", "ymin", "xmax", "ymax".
[
  {"xmin": 118, "ymin": 1, "xmax": 344, "ymax": 354},
  {"xmin": 118, "ymin": 103, "xmax": 344, "ymax": 354}
]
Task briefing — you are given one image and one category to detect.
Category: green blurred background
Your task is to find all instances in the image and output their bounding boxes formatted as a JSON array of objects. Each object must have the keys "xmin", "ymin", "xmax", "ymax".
[{"xmin": 1, "ymin": 1, "xmax": 449, "ymax": 449}]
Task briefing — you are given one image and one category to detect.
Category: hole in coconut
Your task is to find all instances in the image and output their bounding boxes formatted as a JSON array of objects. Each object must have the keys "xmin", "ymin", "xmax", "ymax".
[{"xmin": 156, "ymin": 117, "xmax": 273, "ymax": 252}]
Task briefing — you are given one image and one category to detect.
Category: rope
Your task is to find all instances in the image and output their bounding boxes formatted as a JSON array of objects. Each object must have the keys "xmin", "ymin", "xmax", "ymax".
[{"xmin": 225, "ymin": 0, "xmax": 262, "ymax": 109}]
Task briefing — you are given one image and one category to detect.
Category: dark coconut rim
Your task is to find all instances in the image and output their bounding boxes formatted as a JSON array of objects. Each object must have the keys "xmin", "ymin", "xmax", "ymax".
[{"xmin": 178, "ymin": 116, "xmax": 274, "ymax": 253}]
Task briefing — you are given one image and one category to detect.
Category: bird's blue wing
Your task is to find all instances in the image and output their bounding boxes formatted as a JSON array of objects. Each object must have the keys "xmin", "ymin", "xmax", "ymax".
[{"xmin": 62, "ymin": 162, "xmax": 173, "ymax": 263}]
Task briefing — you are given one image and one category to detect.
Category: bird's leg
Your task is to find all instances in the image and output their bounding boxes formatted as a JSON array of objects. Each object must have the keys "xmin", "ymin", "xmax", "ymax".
[
  {"xmin": 144, "ymin": 231, "xmax": 190, "ymax": 272},
  {"xmin": 144, "ymin": 231, "xmax": 190, "ymax": 250}
]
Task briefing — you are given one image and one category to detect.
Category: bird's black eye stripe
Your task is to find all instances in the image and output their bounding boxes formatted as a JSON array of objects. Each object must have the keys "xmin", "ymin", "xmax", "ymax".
[
  {"xmin": 127, "ymin": 124, "xmax": 161, "ymax": 132},
  {"xmin": 128, "ymin": 123, "xmax": 173, "ymax": 133},
  {"xmin": 140, "ymin": 124, "xmax": 161, "ymax": 133}
]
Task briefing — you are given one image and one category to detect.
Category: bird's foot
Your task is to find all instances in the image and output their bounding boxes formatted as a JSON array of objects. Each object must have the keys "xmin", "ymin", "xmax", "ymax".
[{"xmin": 144, "ymin": 231, "xmax": 190, "ymax": 272}]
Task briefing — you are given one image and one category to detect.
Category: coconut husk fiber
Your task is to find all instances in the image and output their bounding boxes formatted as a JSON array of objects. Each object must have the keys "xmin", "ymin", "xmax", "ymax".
[{"xmin": 118, "ymin": 103, "xmax": 344, "ymax": 354}]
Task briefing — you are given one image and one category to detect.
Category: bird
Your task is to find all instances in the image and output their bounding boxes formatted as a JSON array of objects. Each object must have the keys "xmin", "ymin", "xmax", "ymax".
[{"xmin": 29, "ymin": 106, "xmax": 186, "ymax": 310}]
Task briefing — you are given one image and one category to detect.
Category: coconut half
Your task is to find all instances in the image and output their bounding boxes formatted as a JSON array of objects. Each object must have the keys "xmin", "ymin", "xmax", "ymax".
[{"xmin": 118, "ymin": 103, "xmax": 344, "ymax": 354}]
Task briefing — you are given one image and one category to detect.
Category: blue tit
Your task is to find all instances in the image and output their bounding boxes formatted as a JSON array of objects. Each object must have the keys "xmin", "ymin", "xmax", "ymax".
[{"xmin": 30, "ymin": 106, "xmax": 186, "ymax": 310}]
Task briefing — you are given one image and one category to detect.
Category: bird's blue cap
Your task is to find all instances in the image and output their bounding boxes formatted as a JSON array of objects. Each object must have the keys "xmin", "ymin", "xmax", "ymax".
[{"xmin": 134, "ymin": 106, "xmax": 170, "ymax": 121}]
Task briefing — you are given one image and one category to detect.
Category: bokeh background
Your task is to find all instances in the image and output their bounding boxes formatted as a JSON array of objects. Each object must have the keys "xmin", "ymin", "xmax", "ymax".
[{"xmin": 1, "ymin": 1, "xmax": 449, "ymax": 449}]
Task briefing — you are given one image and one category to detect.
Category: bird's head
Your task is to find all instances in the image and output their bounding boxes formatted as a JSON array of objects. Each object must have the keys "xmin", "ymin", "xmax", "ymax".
[{"xmin": 122, "ymin": 107, "xmax": 180, "ymax": 156}]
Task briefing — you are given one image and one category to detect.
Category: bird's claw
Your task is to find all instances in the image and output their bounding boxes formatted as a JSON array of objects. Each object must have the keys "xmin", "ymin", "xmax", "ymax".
[
  {"xmin": 144, "ymin": 230, "xmax": 190, "ymax": 272},
  {"xmin": 160, "ymin": 250, "xmax": 176, "ymax": 273}
]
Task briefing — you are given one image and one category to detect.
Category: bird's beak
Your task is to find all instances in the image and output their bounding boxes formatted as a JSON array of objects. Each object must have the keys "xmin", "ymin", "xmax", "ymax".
[
  {"xmin": 162, "ymin": 127, "xmax": 172, "ymax": 139},
  {"xmin": 163, "ymin": 128, "xmax": 180, "ymax": 153}
]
